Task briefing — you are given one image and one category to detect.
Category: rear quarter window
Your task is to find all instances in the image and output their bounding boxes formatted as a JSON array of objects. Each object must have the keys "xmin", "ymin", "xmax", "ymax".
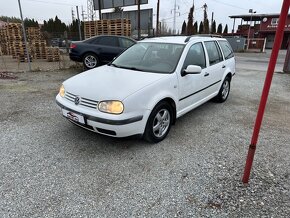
[{"xmin": 218, "ymin": 40, "xmax": 234, "ymax": 60}]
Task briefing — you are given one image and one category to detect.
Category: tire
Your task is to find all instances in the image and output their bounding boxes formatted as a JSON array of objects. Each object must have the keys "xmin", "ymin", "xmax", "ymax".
[
  {"xmin": 83, "ymin": 53, "xmax": 99, "ymax": 69},
  {"xmin": 215, "ymin": 76, "xmax": 231, "ymax": 103},
  {"xmin": 144, "ymin": 101, "xmax": 173, "ymax": 143}
]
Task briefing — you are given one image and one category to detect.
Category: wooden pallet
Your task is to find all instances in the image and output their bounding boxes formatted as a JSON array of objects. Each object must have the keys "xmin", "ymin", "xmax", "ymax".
[
  {"xmin": 84, "ymin": 19, "xmax": 132, "ymax": 38},
  {"xmin": 46, "ymin": 47, "xmax": 60, "ymax": 62}
]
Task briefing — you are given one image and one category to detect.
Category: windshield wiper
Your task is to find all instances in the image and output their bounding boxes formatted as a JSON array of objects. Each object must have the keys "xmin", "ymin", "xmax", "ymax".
[
  {"xmin": 109, "ymin": 64, "xmax": 144, "ymax": 71},
  {"xmin": 124, "ymin": 67, "xmax": 144, "ymax": 71},
  {"xmin": 108, "ymin": 63, "xmax": 120, "ymax": 68}
]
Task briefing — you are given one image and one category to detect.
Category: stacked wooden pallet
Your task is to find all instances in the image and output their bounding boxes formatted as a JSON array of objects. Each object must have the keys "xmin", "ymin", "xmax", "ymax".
[
  {"xmin": 109, "ymin": 19, "xmax": 131, "ymax": 36},
  {"xmin": 27, "ymin": 27, "xmax": 41, "ymax": 40},
  {"xmin": 46, "ymin": 47, "xmax": 60, "ymax": 62},
  {"xmin": 84, "ymin": 19, "xmax": 131, "ymax": 39},
  {"xmin": 0, "ymin": 24, "xmax": 60, "ymax": 62},
  {"xmin": 6, "ymin": 24, "xmax": 24, "ymax": 59},
  {"xmin": 0, "ymin": 27, "xmax": 9, "ymax": 55},
  {"xmin": 30, "ymin": 39, "xmax": 47, "ymax": 59},
  {"xmin": 84, "ymin": 21, "xmax": 97, "ymax": 39}
]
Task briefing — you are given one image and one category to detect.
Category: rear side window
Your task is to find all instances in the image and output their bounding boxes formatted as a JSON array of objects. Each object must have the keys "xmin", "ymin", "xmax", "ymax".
[
  {"xmin": 218, "ymin": 40, "xmax": 234, "ymax": 60},
  {"xmin": 119, "ymin": 38, "xmax": 135, "ymax": 48},
  {"xmin": 204, "ymin": 41, "xmax": 223, "ymax": 66},
  {"xmin": 97, "ymin": 36, "xmax": 118, "ymax": 47}
]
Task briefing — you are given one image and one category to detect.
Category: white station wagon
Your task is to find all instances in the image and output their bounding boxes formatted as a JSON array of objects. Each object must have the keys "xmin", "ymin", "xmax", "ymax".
[{"xmin": 56, "ymin": 36, "xmax": 235, "ymax": 142}]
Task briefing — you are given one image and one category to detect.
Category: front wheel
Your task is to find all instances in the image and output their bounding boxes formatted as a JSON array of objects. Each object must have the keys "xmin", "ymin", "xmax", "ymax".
[
  {"xmin": 144, "ymin": 102, "xmax": 173, "ymax": 143},
  {"xmin": 215, "ymin": 76, "xmax": 231, "ymax": 103},
  {"xmin": 83, "ymin": 53, "xmax": 99, "ymax": 69}
]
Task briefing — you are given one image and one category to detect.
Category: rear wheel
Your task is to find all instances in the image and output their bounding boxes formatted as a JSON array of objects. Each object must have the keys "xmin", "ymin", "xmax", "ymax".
[
  {"xmin": 83, "ymin": 53, "xmax": 99, "ymax": 69},
  {"xmin": 144, "ymin": 102, "xmax": 172, "ymax": 143},
  {"xmin": 215, "ymin": 76, "xmax": 231, "ymax": 103}
]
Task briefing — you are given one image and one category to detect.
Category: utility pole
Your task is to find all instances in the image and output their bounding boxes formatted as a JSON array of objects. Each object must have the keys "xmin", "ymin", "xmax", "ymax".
[
  {"xmin": 98, "ymin": 0, "xmax": 102, "ymax": 20},
  {"xmin": 81, "ymin": 6, "xmax": 86, "ymax": 22},
  {"xmin": 211, "ymin": 12, "xmax": 214, "ymax": 33},
  {"xmin": 246, "ymin": 9, "xmax": 256, "ymax": 50},
  {"xmin": 138, "ymin": 0, "xmax": 141, "ymax": 40},
  {"xmin": 171, "ymin": 0, "xmax": 180, "ymax": 35},
  {"xmin": 17, "ymin": 0, "xmax": 31, "ymax": 71},
  {"xmin": 71, "ymin": 8, "xmax": 75, "ymax": 21},
  {"xmin": 76, "ymin": 6, "xmax": 82, "ymax": 41},
  {"xmin": 156, "ymin": 0, "xmax": 160, "ymax": 36}
]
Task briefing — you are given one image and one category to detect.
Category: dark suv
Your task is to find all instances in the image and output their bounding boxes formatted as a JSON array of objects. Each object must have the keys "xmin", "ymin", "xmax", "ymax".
[{"xmin": 69, "ymin": 35, "xmax": 136, "ymax": 69}]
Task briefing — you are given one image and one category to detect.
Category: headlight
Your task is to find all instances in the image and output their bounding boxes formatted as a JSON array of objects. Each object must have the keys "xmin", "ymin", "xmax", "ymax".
[
  {"xmin": 98, "ymin": 101, "xmax": 124, "ymax": 114},
  {"xmin": 59, "ymin": 84, "xmax": 65, "ymax": 97}
]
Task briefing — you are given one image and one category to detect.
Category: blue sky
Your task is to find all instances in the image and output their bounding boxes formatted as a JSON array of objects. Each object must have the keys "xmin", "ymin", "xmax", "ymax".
[{"xmin": 0, "ymin": 0, "xmax": 284, "ymax": 31}]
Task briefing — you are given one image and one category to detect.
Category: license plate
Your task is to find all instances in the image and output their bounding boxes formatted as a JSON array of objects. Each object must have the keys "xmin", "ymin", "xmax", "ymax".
[{"xmin": 62, "ymin": 109, "xmax": 85, "ymax": 124}]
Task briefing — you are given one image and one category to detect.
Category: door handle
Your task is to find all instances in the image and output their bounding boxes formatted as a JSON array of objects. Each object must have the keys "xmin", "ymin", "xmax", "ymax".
[
  {"xmin": 204, "ymin": 72, "xmax": 209, "ymax": 77},
  {"xmin": 222, "ymin": 65, "xmax": 226, "ymax": 68}
]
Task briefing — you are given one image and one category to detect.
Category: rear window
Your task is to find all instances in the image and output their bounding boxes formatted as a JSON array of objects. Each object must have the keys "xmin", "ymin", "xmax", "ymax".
[{"xmin": 218, "ymin": 40, "xmax": 234, "ymax": 60}]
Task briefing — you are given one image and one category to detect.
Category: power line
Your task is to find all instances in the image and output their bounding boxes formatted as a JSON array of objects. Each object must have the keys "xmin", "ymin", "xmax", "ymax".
[
  {"xmin": 208, "ymin": 0, "xmax": 248, "ymax": 11},
  {"xmin": 161, "ymin": 6, "xmax": 203, "ymax": 21},
  {"xmin": 23, "ymin": 0, "xmax": 76, "ymax": 7}
]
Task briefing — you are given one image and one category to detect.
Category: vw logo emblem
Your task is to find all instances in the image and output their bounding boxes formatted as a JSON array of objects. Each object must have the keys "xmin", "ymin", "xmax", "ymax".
[{"xmin": 74, "ymin": 96, "xmax": 80, "ymax": 105}]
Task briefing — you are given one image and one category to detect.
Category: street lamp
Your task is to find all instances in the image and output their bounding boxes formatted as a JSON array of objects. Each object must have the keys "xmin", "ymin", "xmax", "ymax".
[{"xmin": 246, "ymin": 9, "xmax": 256, "ymax": 50}]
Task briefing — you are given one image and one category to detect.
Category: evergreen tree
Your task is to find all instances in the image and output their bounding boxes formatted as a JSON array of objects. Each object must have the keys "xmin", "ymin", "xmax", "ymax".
[
  {"xmin": 217, "ymin": 23, "xmax": 223, "ymax": 34},
  {"xmin": 211, "ymin": 20, "xmax": 216, "ymax": 34},
  {"xmin": 193, "ymin": 21, "xmax": 198, "ymax": 34},
  {"xmin": 187, "ymin": 3, "xmax": 195, "ymax": 35},
  {"xmin": 24, "ymin": 18, "xmax": 39, "ymax": 27},
  {"xmin": 199, "ymin": 21, "xmax": 204, "ymax": 34},
  {"xmin": 0, "ymin": 16, "xmax": 21, "ymax": 23},
  {"xmin": 223, "ymin": 24, "xmax": 228, "ymax": 34},
  {"xmin": 181, "ymin": 21, "xmax": 187, "ymax": 35},
  {"xmin": 204, "ymin": 19, "xmax": 209, "ymax": 34}
]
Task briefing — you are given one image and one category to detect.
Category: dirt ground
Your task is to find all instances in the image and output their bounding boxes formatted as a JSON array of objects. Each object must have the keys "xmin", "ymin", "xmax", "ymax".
[{"xmin": 0, "ymin": 53, "xmax": 82, "ymax": 72}]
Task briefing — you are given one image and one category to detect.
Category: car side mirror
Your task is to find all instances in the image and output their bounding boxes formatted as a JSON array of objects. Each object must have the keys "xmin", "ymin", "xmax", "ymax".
[{"xmin": 181, "ymin": 65, "xmax": 202, "ymax": 76}]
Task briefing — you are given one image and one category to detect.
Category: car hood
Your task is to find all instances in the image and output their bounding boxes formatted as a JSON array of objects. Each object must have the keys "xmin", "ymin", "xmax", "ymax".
[{"xmin": 63, "ymin": 65, "xmax": 169, "ymax": 101}]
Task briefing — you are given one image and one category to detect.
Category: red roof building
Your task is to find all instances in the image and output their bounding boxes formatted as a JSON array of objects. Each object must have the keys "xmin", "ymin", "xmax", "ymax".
[{"xmin": 229, "ymin": 13, "xmax": 290, "ymax": 49}]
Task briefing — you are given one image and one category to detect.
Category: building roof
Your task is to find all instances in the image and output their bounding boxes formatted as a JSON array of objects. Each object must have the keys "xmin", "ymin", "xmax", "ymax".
[{"xmin": 229, "ymin": 13, "xmax": 290, "ymax": 22}]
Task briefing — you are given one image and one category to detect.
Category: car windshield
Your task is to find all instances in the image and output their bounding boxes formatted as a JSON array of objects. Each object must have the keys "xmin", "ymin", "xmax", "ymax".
[{"xmin": 111, "ymin": 42, "xmax": 185, "ymax": 73}]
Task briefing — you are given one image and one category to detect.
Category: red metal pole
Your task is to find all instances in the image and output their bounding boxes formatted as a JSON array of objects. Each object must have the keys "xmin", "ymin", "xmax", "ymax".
[{"xmin": 242, "ymin": 0, "xmax": 290, "ymax": 184}]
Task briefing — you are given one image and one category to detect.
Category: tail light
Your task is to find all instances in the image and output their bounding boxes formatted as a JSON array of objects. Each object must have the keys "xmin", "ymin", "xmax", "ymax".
[{"xmin": 70, "ymin": 43, "xmax": 77, "ymax": 49}]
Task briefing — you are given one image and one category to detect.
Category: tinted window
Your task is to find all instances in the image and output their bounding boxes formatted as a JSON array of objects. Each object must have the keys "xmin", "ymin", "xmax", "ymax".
[
  {"xmin": 218, "ymin": 40, "xmax": 234, "ymax": 60},
  {"xmin": 204, "ymin": 41, "xmax": 223, "ymax": 66},
  {"xmin": 119, "ymin": 38, "xmax": 135, "ymax": 48},
  {"xmin": 183, "ymin": 42, "xmax": 206, "ymax": 69},
  {"xmin": 84, "ymin": 37, "xmax": 99, "ymax": 44},
  {"xmin": 97, "ymin": 36, "xmax": 118, "ymax": 47}
]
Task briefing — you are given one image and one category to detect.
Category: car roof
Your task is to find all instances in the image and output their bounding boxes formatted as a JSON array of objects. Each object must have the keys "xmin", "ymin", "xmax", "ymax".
[{"xmin": 140, "ymin": 35, "xmax": 226, "ymax": 45}]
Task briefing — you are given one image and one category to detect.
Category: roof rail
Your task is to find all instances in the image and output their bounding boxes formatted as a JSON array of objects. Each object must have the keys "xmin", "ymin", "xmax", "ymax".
[{"xmin": 184, "ymin": 34, "xmax": 223, "ymax": 43}]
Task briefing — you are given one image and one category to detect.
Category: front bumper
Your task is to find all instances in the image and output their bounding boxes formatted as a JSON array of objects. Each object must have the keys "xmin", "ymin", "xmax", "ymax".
[{"xmin": 56, "ymin": 96, "xmax": 149, "ymax": 138}]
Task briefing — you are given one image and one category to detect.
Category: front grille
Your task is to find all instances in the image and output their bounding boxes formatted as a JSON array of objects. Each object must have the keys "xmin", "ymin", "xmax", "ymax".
[{"xmin": 65, "ymin": 92, "xmax": 98, "ymax": 109}]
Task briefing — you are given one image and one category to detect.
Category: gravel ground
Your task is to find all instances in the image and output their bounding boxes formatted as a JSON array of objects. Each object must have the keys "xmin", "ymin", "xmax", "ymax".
[{"xmin": 0, "ymin": 52, "xmax": 289, "ymax": 217}]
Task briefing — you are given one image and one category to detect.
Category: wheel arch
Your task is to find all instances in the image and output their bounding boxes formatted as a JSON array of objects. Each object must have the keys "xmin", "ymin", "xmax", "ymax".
[
  {"xmin": 152, "ymin": 97, "xmax": 177, "ymax": 125},
  {"xmin": 82, "ymin": 51, "xmax": 99, "ymax": 60}
]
